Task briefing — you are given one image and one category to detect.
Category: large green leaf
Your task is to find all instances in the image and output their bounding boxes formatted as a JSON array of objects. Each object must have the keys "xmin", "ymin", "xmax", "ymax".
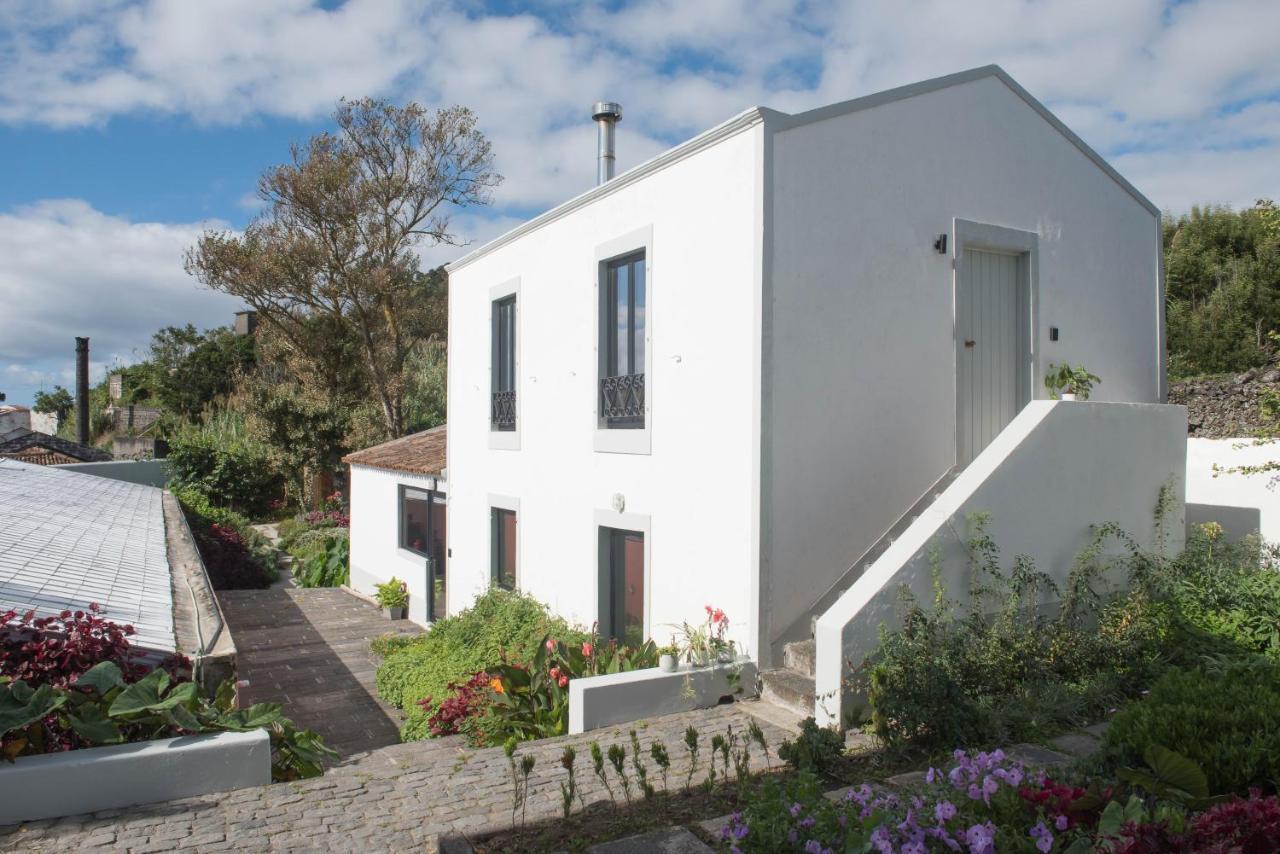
[
  {"xmin": 107, "ymin": 668, "xmax": 171, "ymax": 716},
  {"xmin": 74, "ymin": 661, "xmax": 126, "ymax": 697},
  {"xmin": 67, "ymin": 703, "xmax": 124, "ymax": 744},
  {"xmin": 163, "ymin": 703, "xmax": 206, "ymax": 734},
  {"xmin": 0, "ymin": 682, "xmax": 66, "ymax": 734},
  {"xmin": 217, "ymin": 702, "xmax": 285, "ymax": 731}
]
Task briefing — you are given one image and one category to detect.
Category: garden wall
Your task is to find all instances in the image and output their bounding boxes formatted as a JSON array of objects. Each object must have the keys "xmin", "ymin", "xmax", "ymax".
[
  {"xmin": 1185, "ymin": 437, "xmax": 1279, "ymax": 544},
  {"xmin": 813, "ymin": 400, "xmax": 1187, "ymax": 727},
  {"xmin": 569, "ymin": 660, "xmax": 758, "ymax": 734}
]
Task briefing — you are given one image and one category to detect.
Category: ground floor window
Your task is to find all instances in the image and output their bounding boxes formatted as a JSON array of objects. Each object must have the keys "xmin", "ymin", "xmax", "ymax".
[
  {"xmin": 400, "ymin": 485, "xmax": 447, "ymax": 620},
  {"xmin": 491, "ymin": 507, "xmax": 517, "ymax": 590},
  {"xmin": 599, "ymin": 527, "xmax": 644, "ymax": 647}
]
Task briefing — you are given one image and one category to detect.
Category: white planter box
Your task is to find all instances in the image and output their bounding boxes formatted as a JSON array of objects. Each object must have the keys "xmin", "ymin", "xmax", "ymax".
[
  {"xmin": 569, "ymin": 660, "xmax": 758, "ymax": 734},
  {"xmin": 0, "ymin": 729, "xmax": 272, "ymax": 825}
]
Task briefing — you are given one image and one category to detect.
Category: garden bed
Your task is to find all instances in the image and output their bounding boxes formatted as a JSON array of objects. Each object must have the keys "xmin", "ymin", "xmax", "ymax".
[
  {"xmin": 569, "ymin": 660, "xmax": 758, "ymax": 734},
  {"xmin": 0, "ymin": 729, "xmax": 271, "ymax": 825}
]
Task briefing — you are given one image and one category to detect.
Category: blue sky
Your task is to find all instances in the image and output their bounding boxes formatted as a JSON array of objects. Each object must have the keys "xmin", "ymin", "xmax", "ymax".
[{"xmin": 1, "ymin": 0, "xmax": 1278, "ymax": 408}]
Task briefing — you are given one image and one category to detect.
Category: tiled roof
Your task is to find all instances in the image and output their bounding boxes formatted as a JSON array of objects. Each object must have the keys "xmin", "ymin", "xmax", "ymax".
[
  {"xmin": 342, "ymin": 425, "xmax": 446, "ymax": 476},
  {"xmin": 0, "ymin": 458, "xmax": 174, "ymax": 652},
  {"xmin": 0, "ymin": 429, "xmax": 113, "ymax": 464}
]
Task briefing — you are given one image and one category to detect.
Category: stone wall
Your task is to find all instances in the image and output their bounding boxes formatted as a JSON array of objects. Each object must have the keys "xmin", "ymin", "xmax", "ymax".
[{"xmin": 1170, "ymin": 362, "xmax": 1280, "ymax": 438}]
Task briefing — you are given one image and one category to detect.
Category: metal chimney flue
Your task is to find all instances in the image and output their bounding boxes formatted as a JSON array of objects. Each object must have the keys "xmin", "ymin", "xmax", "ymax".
[
  {"xmin": 592, "ymin": 101, "xmax": 622, "ymax": 185},
  {"xmin": 75, "ymin": 337, "xmax": 90, "ymax": 446}
]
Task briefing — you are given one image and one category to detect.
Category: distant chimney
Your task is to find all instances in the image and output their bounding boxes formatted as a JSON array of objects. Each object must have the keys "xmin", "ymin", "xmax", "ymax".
[
  {"xmin": 234, "ymin": 310, "xmax": 258, "ymax": 336},
  {"xmin": 592, "ymin": 102, "xmax": 622, "ymax": 186},
  {"xmin": 75, "ymin": 337, "xmax": 90, "ymax": 445}
]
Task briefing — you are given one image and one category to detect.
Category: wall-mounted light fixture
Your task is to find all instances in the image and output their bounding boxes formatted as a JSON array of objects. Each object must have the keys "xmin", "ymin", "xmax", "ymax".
[{"xmin": 933, "ymin": 234, "xmax": 947, "ymax": 254}]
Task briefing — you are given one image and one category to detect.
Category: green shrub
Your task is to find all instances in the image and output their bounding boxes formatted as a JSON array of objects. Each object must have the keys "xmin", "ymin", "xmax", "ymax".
[
  {"xmin": 374, "ymin": 588, "xmax": 587, "ymax": 740},
  {"xmin": 167, "ymin": 414, "xmax": 283, "ymax": 519},
  {"xmin": 287, "ymin": 527, "xmax": 341, "ymax": 564},
  {"xmin": 1097, "ymin": 661, "xmax": 1280, "ymax": 795},
  {"xmin": 276, "ymin": 517, "xmax": 307, "ymax": 548},
  {"xmin": 293, "ymin": 531, "xmax": 349, "ymax": 588},
  {"xmin": 777, "ymin": 717, "xmax": 846, "ymax": 776},
  {"xmin": 1169, "ymin": 526, "xmax": 1280, "ymax": 660}
]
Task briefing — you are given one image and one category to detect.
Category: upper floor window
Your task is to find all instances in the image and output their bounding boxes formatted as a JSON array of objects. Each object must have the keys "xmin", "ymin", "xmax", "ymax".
[
  {"xmin": 492, "ymin": 295, "xmax": 516, "ymax": 431},
  {"xmin": 600, "ymin": 251, "xmax": 645, "ymax": 429}
]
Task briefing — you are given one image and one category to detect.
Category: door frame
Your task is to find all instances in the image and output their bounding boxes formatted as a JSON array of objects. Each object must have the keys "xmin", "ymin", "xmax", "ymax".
[
  {"xmin": 397, "ymin": 481, "xmax": 448, "ymax": 620},
  {"xmin": 593, "ymin": 509, "xmax": 651, "ymax": 643},
  {"xmin": 951, "ymin": 218, "xmax": 1040, "ymax": 466}
]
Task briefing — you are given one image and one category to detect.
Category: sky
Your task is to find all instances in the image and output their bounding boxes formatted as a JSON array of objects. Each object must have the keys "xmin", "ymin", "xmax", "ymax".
[{"xmin": 1, "ymin": 0, "xmax": 1278, "ymax": 408}]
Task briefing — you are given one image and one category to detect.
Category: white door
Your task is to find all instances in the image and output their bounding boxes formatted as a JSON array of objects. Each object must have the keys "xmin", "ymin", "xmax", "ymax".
[{"xmin": 956, "ymin": 247, "xmax": 1029, "ymax": 466}]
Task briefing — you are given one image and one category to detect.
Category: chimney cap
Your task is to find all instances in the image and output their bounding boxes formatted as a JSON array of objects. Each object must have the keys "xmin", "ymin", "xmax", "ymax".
[{"xmin": 592, "ymin": 102, "xmax": 622, "ymax": 122}]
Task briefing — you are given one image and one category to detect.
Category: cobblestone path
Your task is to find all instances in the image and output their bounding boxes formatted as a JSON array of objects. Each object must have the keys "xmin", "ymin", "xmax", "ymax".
[
  {"xmin": 217, "ymin": 586, "xmax": 420, "ymax": 759},
  {"xmin": 0, "ymin": 704, "xmax": 790, "ymax": 853}
]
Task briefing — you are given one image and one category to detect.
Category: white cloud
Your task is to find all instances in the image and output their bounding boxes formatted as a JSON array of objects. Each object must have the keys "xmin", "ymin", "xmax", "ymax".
[{"xmin": 0, "ymin": 200, "xmax": 245, "ymax": 404}]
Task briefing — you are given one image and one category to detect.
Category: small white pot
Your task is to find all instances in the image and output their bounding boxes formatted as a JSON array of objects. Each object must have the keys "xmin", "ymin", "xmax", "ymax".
[
  {"xmin": 1060, "ymin": 392, "xmax": 1076, "ymax": 401},
  {"xmin": 659, "ymin": 654, "xmax": 678, "ymax": 673}
]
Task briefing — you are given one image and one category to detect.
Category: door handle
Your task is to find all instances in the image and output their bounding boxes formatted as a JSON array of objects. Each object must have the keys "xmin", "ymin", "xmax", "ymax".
[{"xmin": 964, "ymin": 340, "xmax": 976, "ymax": 349}]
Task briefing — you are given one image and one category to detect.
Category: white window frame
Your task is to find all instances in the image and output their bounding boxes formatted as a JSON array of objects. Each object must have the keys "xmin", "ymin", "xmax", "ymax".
[
  {"xmin": 593, "ymin": 226, "xmax": 653, "ymax": 454},
  {"xmin": 489, "ymin": 278, "xmax": 521, "ymax": 450}
]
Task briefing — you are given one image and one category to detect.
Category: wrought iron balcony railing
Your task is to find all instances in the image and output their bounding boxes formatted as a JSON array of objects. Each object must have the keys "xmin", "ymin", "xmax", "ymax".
[
  {"xmin": 600, "ymin": 373, "xmax": 645, "ymax": 427},
  {"xmin": 491, "ymin": 390, "xmax": 516, "ymax": 431}
]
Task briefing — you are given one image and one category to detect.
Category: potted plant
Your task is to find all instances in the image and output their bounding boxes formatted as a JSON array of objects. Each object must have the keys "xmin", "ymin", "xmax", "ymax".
[
  {"xmin": 375, "ymin": 577, "xmax": 409, "ymax": 620},
  {"xmin": 658, "ymin": 640, "xmax": 679, "ymax": 673},
  {"xmin": 1044, "ymin": 363, "xmax": 1100, "ymax": 400}
]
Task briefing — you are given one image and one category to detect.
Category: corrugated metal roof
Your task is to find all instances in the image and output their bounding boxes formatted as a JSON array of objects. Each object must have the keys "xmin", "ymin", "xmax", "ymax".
[{"xmin": 0, "ymin": 458, "xmax": 175, "ymax": 652}]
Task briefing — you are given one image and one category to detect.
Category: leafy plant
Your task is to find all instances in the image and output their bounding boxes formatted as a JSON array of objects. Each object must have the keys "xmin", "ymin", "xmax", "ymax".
[
  {"xmin": 1044, "ymin": 362, "xmax": 1101, "ymax": 399},
  {"xmin": 777, "ymin": 717, "xmax": 845, "ymax": 776},
  {"xmin": 166, "ymin": 415, "xmax": 283, "ymax": 518},
  {"xmin": 607, "ymin": 742, "xmax": 631, "ymax": 805},
  {"xmin": 1096, "ymin": 662, "xmax": 1280, "ymax": 795},
  {"xmin": 559, "ymin": 745, "xmax": 578, "ymax": 818},
  {"xmin": 294, "ymin": 531, "xmax": 350, "ymax": 588},
  {"xmin": 375, "ymin": 577, "xmax": 409, "ymax": 609},
  {"xmin": 590, "ymin": 740, "xmax": 613, "ymax": 804},
  {"xmin": 649, "ymin": 739, "xmax": 671, "ymax": 792},
  {"xmin": 1, "ymin": 663, "xmax": 334, "ymax": 780},
  {"xmin": 683, "ymin": 725, "xmax": 700, "ymax": 792}
]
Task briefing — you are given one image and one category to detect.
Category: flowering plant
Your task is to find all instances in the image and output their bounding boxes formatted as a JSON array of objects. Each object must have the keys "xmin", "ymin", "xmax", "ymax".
[{"xmin": 670, "ymin": 605, "xmax": 737, "ymax": 667}]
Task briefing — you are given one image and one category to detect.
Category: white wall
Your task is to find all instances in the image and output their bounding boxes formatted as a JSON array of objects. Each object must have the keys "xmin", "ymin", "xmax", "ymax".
[
  {"xmin": 764, "ymin": 75, "xmax": 1163, "ymax": 655},
  {"xmin": 1186, "ymin": 437, "xmax": 1280, "ymax": 543},
  {"xmin": 447, "ymin": 124, "xmax": 763, "ymax": 652},
  {"xmin": 348, "ymin": 464, "xmax": 444, "ymax": 626},
  {"xmin": 814, "ymin": 400, "xmax": 1186, "ymax": 726}
]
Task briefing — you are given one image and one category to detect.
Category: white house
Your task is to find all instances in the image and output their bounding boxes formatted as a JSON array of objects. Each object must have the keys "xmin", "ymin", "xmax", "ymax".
[
  {"xmin": 345, "ymin": 426, "xmax": 448, "ymax": 624},
  {"xmin": 434, "ymin": 65, "xmax": 1187, "ymax": 724}
]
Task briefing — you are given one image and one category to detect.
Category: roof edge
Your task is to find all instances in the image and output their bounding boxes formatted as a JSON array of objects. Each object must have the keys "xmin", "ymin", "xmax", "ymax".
[
  {"xmin": 776, "ymin": 64, "xmax": 1158, "ymax": 217},
  {"xmin": 447, "ymin": 107, "xmax": 767, "ymax": 273}
]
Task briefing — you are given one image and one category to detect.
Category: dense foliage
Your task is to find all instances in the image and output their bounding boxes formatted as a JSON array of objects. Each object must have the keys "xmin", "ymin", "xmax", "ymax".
[
  {"xmin": 1095, "ymin": 661, "xmax": 1280, "ymax": 795},
  {"xmin": 860, "ymin": 508, "xmax": 1280, "ymax": 751},
  {"xmin": 0, "ymin": 605, "xmax": 154, "ymax": 688},
  {"xmin": 174, "ymin": 485, "xmax": 278, "ymax": 589},
  {"xmin": 292, "ymin": 531, "xmax": 350, "ymax": 588},
  {"xmin": 1165, "ymin": 199, "xmax": 1280, "ymax": 379},
  {"xmin": 166, "ymin": 412, "xmax": 283, "ymax": 518},
  {"xmin": 374, "ymin": 589, "xmax": 589, "ymax": 741}
]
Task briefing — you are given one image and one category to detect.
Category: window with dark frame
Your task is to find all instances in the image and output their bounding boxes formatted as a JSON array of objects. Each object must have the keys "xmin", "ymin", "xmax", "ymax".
[
  {"xmin": 490, "ymin": 507, "xmax": 517, "ymax": 590},
  {"xmin": 491, "ymin": 295, "xmax": 517, "ymax": 431},
  {"xmin": 398, "ymin": 485, "xmax": 448, "ymax": 621},
  {"xmin": 600, "ymin": 251, "xmax": 645, "ymax": 428}
]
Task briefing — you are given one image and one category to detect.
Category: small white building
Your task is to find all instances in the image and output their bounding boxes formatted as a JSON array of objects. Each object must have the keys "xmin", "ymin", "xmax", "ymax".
[
  {"xmin": 436, "ymin": 66, "xmax": 1183, "ymax": 722},
  {"xmin": 345, "ymin": 426, "xmax": 448, "ymax": 624}
]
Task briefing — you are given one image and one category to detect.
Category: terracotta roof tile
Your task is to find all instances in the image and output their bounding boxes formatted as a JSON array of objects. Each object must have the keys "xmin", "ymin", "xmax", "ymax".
[{"xmin": 342, "ymin": 425, "xmax": 445, "ymax": 476}]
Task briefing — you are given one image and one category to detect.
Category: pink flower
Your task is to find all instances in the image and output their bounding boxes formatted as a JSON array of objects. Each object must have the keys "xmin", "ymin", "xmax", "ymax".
[
  {"xmin": 549, "ymin": 666, "xmax": 561, "ymax": 679},
  {"xmin": 546, "ymin": 639, "xmax": 556, "ymax": 652},
  {"xmin": 557, "ymin": 675, "xmax": 569, "ymax": 688},
  {"xmin": 582, "ymin": 642, "xmax": 593, "ymax": 656}
]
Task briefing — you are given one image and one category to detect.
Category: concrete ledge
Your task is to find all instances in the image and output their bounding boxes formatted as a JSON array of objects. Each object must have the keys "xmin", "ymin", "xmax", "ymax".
[
  {"xmin": 569, "ymin": 661, "xmax": 758, "ymax": 734},
  {"xmin": 0, "ymin": 729, "xmax": 271, "ymax": 825}
]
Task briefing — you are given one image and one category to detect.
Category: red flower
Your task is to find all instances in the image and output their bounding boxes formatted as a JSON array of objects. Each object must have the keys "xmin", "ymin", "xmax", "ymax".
[
  {"xmin": 582, "ymin": 642, "xmax": 593, "ymax": 656},
  {"xmin": 549, "ymin": 666, "xmax": 561, "ymax": 679},
  {"xmin": 558, "ymin": 675, "xmax": 569, "ymax": 688}
]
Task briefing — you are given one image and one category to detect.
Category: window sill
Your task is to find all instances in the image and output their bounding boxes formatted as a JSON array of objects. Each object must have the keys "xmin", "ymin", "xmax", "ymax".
[
  {"xmin": 489, "ymin": 429, "xmax": 521, "ymax": 451},
  {"xmin": 593, "ymin": 425, "xmax": 651, "ymax": 455}
]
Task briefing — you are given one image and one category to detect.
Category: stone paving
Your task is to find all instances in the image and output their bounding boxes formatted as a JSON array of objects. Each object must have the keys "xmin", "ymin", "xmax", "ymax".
[
  {"xmin": 217, "ymin": 586, "xmax": 421, "ymax": 759},
  {"xmin": 0, "ymin": 704, "xmax": 791, "ymax": 853}
]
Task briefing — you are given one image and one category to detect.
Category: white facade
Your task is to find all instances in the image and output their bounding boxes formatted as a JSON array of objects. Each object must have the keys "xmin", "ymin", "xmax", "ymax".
[
  {"xmin": 445, "ymin": 66, "xmax": 1167, "ymax": 667},
  {"xmin": 1186, "ymin": 437, "xmax": 1280, "ymax": 543},
  {"xmin": 348, "ymin": 463, "xmax": 447, "ymax": 626}
]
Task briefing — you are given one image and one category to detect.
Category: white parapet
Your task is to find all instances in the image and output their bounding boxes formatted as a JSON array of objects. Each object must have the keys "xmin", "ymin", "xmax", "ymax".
[
  {"xmin": 813, "ymin": 400, "xmax": 1188, "ymax": 728},
  {"xmin": 569, "ymin": 660, "xmax": 759, "ymax": 734},
  {"xmin": 0, "ymin": 729, "xmax": 272, "ymax": 825}
]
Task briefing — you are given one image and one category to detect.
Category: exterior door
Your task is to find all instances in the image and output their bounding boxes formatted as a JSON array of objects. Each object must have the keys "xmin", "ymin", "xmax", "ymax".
[
  {"xmin": 956, "ymin": 247, "xmax": 1029, "ymax": 466},
  {"xmin": 602, "ymin": 528, "xmax": 645, "ymax": 647}
]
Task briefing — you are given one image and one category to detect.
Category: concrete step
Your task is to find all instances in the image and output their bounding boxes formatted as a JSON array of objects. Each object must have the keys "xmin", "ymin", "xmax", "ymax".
[
  {"xmin": 782, "ymin": 639, "xmax": 816, "ymax": 677},
  {"xmin": 739, "ymin": 697, "xmax": 805, "ymax": 736},
  {"xmin": 759, "ymin": 668, "xmax": 816, "ymax": 720}
]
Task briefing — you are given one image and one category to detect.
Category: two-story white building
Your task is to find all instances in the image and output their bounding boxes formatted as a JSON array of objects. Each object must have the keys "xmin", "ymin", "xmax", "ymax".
[{"xmin": 411, "ymin": 65, "xmax": 1186, "ymax": 724}]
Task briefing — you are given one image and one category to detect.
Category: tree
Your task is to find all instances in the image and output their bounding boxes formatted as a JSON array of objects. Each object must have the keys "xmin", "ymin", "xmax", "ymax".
[
  {"xmin": 186, "ymin": 98, "xmax": 498, "ymax": 443},
  {"xmin": 32, "ymin": 385, "xmax": 74, "ymax": 424},
  {"xmin": 147, "ymin": 325, "xmax": 256, "ymax": 420}
]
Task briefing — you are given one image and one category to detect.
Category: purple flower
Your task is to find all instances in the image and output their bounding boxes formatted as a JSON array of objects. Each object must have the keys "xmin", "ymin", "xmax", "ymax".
[
  {"xmin": 789, "ymin": 802, "xmax": 803, "ymax": 818},
  {"xmin": 733, "ymin": 823, "xmax": 749, "ymax": 841},
  {"xmin": 799, "ymin": 816, "xmax": 816, "ymax": 829},
  {"xmin": 1055, "ymin": 814, "xmax": 1069, "ymax": 831},
  {"xmin": 803, "ymin": 841, "xmax": 823, "ymax": 854},
  {"xmin": 964, "ymin": 822, "xmax": 996, "ymax": 854},
  {"xmin": 902, "ymin": 841, "xmax": 927, "ymax": 854},
  {"xmin": 870, "ymin": 826, "xmax": 894, "ymax": 854},
  {"xmin": 1029, "ymin": 821, "xmax": 1054, "ymax": 853},
  {"xmin": 935, "ymin": 800, "xmax": 957, "ymax": 823},
  {"xmin": 926, "ymin": 767, "xmax": 940, "ymax": 784}
]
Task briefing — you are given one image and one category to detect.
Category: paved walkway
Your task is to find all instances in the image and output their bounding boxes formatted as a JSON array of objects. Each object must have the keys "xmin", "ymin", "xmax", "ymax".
[
  {"xmin": 0, "ymin": 704, "xmax": 791, "ymax": 852},
  {"xmin": 217, "ymin": 586, "xmax": 421, "ymax": 759}
]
